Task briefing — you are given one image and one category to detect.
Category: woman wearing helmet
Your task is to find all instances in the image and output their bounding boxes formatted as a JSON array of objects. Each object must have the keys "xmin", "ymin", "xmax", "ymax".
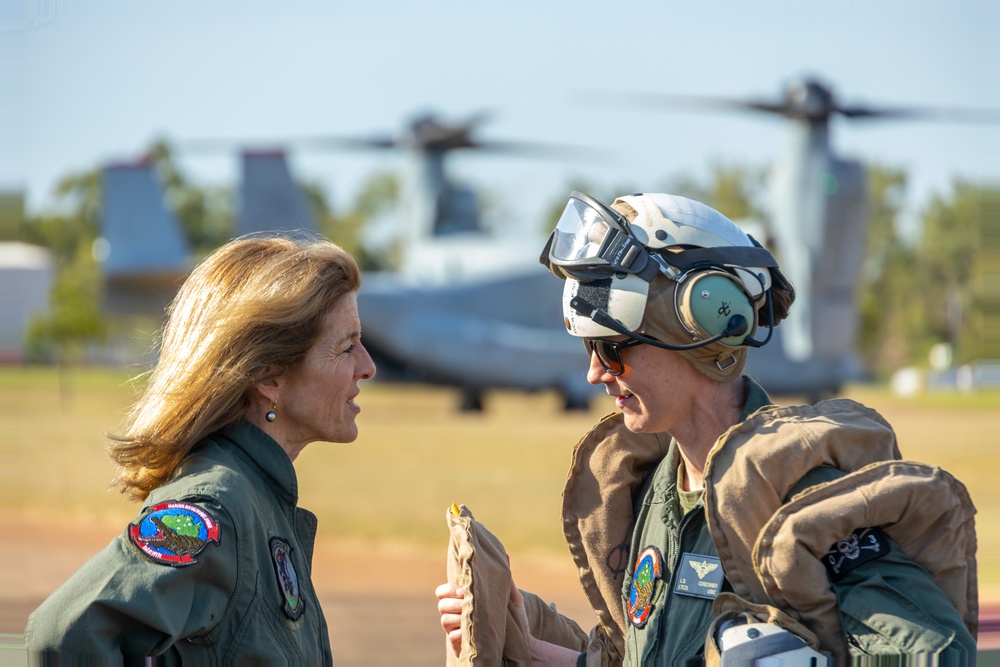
[{"xmin": 437, "ymin": 192, "xmax": 976, "ymax": 665}]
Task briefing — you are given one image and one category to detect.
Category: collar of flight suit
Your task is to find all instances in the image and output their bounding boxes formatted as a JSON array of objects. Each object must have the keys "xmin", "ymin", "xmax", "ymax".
[{"xmin": 217, "ymin": 420, "xmax": 300, "ymax": 506}]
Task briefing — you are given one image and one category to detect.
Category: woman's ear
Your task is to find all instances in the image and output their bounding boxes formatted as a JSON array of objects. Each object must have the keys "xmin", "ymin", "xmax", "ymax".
[{"xmin": 253, "ymin": 366, "xmax": 283, "ymax": 405}]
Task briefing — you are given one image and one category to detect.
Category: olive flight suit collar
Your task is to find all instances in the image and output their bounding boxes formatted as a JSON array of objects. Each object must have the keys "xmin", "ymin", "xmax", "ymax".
[{"xmin": 217, "ymin": 421, "xmax": 300, "ymax": 506}]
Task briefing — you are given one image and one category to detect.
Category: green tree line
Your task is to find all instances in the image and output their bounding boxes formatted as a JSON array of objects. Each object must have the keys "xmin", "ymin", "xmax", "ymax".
[{"xmin": 13, "ymin": 140, "xmax": 997, "ymax": 381}]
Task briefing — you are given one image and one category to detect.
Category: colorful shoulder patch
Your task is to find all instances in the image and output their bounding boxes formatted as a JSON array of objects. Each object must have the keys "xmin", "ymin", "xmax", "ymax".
[
  {"xmin": 128, "ymin": 501, "xmax": 221, "ymax": 567},
  {"xmin": 627, "ymin": 545, "xmax": 663, "ymax": 628},
  {"xmin": 269, "ymin": 537, "xmax": 304, "ymax": 620}
]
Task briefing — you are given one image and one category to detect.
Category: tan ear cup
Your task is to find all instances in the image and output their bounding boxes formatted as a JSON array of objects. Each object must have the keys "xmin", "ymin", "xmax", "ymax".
[{"xmin": 674, "ymin": 271, "xmax": 757, "ymax": 347}]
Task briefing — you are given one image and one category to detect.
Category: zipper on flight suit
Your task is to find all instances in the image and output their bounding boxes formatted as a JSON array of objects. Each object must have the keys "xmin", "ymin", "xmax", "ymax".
[
  {"xmin": 662, "ymin": 503, "xmax": 701, "ymax": 615},
  {"xmin": 632, "ymin": 493, "xmax": 701, "ymax": 664}
]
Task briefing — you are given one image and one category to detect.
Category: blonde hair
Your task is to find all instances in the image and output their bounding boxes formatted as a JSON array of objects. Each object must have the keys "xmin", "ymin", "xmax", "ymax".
[{"xmin": 109, "ymin": 235, "xmax": 361, "ymax": 501}]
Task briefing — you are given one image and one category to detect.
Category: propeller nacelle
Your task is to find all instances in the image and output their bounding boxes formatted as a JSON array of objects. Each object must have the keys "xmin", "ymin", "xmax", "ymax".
[{"xmin": 785, "ymin": 78, "xmax": 837, "ymax": 122}]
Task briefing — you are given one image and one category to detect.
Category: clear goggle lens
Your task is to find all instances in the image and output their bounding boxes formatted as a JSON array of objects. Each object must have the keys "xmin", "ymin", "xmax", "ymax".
[
  {"xmin": 549, "ymin": 198, "xmax": 616, "ymax": 265},
  {"xmin": 543, "ymin": 192, "xmax": 653, "ymax": 282}
]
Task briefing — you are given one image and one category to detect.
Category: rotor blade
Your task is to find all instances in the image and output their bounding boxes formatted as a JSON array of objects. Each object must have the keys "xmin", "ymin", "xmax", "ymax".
[
  {"xmin": 463, "ymin": 139, "xmax": 609, "ymax": 159},
  {"xmin": 587, "ymin": 85, "xmax": 1000, "ymax": 123},
  {"xmin": 586, "ymin": 91, "xmax": 794, "ymax": 118},
  {"xmin": 286, "ymin": 135, "xmax": 399, "ymax": 151},
  {"xmin": 591, "ymin": 90, "xmax": 1000, "ymax": 125},
  {"xmin": 176, "ymin": 137, "xmax": 258, "ymax": 154},
  {"xmin": 834, "ymin": 104, "xmax": 1000, "ymax": 123},
  {"xmin": 177, "ymin": 134, "xmax": 400, "ymax": 155}
]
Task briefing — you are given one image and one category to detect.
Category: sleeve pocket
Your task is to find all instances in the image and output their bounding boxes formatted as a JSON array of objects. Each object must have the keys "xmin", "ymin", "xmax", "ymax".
[{"xmin": 838, "ymin": 572, "xmax": 954, "ymax": 655}]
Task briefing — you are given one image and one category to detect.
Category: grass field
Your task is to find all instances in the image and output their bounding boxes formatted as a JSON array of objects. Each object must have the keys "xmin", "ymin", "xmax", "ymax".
[{"xmin": 2, "ymin": 365, "xmax": 998, "ymax": 593}]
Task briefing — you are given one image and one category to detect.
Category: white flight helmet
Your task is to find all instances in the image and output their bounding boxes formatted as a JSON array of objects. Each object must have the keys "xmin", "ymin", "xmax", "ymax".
[
  {"xmin": 616, "ymin": 192, "xmax": 772, "ymax": 297},
  {"xmin": 543, "ymin": 191, "xmax": 776, "ymax": 344}
]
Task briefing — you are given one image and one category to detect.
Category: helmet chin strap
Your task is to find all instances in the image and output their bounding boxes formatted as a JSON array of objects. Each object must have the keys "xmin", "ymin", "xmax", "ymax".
[{"xmin": 569, "ymin": 290, "xmax": 775, "ymax": 350}]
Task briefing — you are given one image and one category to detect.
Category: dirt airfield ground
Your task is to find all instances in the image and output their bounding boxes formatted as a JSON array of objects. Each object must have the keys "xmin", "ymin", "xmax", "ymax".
[
  {"xmin": 0, "ymin": 511, "xmax": 594, "ymax": 665},
  {"xmin": 4, "ymin": 510, "xmax": 999, "ymax": 663},
  {"xmin": 3, "ymin": 373, "xmax": 999, "ymax": 662}
]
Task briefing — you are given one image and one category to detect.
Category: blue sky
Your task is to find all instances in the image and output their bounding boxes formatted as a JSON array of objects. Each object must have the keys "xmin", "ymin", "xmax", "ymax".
[{"xmin": 3, "ymin": 1, "xmax": 998, "ymax": 238}]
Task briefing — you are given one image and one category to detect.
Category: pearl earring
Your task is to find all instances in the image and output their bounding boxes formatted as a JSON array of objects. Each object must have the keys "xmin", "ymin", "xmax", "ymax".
[{"xmin": 265, "ymin": 402, "xmax": 277, "ymax": 422}]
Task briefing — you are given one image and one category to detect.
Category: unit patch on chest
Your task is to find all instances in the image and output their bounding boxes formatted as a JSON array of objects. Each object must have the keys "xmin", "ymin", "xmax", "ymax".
[
  {"xmin": 127, "ymin": 501, "xmax": 221, "ymax": 567},
  {"xmin": 673, "ymin": 552, "xmax": 724, "ymax": 600},
  {"xmin": 270, "ymin": 537, "xmax": 304, "ymax": 621},
  {"xmin": 627, "ymin": 545, "xmax": 663, "ymax": 628}
]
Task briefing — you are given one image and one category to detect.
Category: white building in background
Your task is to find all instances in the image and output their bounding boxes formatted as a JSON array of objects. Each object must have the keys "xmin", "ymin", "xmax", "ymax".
[{"xmin": 0, "ymin": 242, "xmax": 53, "ymax": 362}]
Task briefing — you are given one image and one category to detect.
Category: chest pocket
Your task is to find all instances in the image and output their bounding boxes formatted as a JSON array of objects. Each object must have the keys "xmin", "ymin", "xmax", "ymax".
[{"xmin": 225, "ymin": 571, "xmax": 305, "ymax": 662}]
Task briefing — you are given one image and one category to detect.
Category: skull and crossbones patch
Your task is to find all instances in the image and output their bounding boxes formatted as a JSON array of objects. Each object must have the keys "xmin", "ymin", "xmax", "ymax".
[{"xmin": 822, "ymin": 526, "xmax": 890, "ymax": 582}]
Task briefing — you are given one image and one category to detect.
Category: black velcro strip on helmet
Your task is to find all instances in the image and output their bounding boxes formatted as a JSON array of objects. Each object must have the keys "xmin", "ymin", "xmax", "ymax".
[{"xmin": 577, "ymin": 278, "xmax": 613, "ymax": 313}]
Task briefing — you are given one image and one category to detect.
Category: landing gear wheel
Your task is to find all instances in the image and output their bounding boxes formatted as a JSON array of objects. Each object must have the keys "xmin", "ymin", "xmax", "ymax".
[
  {"xmin": 562, "ymin": 392, "xmax": 590, "ymax": 412},
  {"xmin": 459, "ymin": 388, "xmax": 484, "ymax": 412}
]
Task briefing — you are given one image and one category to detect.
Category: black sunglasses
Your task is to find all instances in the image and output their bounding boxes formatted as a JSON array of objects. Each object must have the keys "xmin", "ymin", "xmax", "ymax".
[{"xmin": 584, "ymin": 337, "xmax": 646, "ymax": 376}]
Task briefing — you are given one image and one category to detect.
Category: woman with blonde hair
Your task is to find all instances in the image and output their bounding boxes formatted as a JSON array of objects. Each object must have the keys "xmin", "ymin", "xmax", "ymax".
[{"xmin": 26, "ymin": 234, "xmax": 376, "ymax": 664}]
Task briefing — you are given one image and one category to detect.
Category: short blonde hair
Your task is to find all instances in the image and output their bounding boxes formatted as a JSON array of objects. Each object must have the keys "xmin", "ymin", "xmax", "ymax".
[{"xmin": 109, "ymin": 235, "xmax": 361, "ymax": 501}]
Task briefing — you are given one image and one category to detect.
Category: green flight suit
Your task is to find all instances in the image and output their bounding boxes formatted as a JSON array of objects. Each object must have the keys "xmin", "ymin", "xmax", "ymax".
[
  {"xmin": 622, "ymin": 378, "xmax": 770, "ymax": 665},
  {"xmin": 25, "ymin": 421, "xmax": 334, "ymax": 665}
]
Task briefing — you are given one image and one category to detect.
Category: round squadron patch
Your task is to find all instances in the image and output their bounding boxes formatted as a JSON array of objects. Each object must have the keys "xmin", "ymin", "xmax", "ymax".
[
  {"xmin": 270, "ymin": 537, "xmax": 304, "ymax": 621},
  {"xmin": 128, "ymin": 501, "xmax": 221, "ymax": 567},
  {"xmin": 627, "ymin": 545, "xmax": 663, "ymax": 628}
]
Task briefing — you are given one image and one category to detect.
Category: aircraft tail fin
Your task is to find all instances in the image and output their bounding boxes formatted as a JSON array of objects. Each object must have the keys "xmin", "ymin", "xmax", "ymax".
[
  {"xmin": 99, "ymin": 162, "xmax": 192, "ymax": 316},
  {"xmin": 237, "ymin": 151, "xmax": 316, "ymax": 236}
]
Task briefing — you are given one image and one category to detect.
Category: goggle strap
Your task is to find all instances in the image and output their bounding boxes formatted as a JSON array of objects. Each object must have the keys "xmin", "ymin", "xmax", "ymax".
[
  {"xmin": 660, "ymin": 246, "xmax": 778, "ymax": 273},
  {"xmin": 538, "ymin": 233, "xmax": 561, "ymax": 277},
  {"xmin": 635, "ymin": 258, "xmax": 661, "ymax": 282},
  {"xmin": 601, "ymin": 230, "xmax": 649, "ymax": 275}
]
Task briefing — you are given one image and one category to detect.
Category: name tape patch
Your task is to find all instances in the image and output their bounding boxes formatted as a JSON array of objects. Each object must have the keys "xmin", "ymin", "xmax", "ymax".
[{"xmin": 674, "ymin": 552, "xmax": 724, "ymax": 600}]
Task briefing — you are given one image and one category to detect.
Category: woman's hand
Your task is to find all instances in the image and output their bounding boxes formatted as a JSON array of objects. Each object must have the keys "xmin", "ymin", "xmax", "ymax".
[
  {"xmin": 508, "ymin": 580, "xmax": 530, "ymax": 633},
  {"xmin": 435, "ymin": 582, "xmax": 464, "ymax": 657},
  {"xmin": 437, "ymin": 579, "xmax": 581, "ymax": 665}
]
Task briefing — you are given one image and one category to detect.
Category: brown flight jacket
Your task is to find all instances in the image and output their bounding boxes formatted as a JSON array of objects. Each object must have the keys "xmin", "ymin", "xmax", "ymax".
[
  {"xmin": 445, "ymin": 391, "xmax": 977, "ymax": 664},
  {"xmin": 558, "ymin": 396, "xmax": 977, "ymax": 664}
]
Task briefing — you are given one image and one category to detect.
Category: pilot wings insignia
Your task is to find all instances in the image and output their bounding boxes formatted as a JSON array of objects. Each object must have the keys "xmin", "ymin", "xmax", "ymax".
[{"xmin": 690, "ymin": 559, "xmax": 719, "ymax": 579}]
